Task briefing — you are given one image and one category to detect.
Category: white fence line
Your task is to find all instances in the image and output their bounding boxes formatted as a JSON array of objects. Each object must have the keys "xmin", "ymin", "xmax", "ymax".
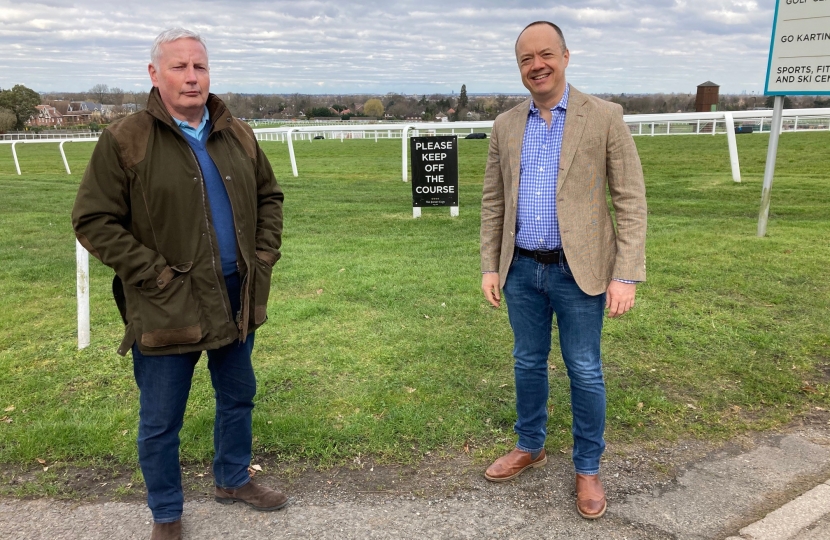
[
  {"xmin": 250, "ymin": 108, "xmax": 830, "ymax": 184},
  {"xmin": 0, "ymin": 132, "xmax": 100, "ymax": 141}
]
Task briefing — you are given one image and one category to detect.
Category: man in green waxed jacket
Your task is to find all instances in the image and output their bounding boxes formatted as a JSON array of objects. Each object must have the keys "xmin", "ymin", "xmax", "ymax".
[{"xmin": 72, "ymin": 28, "xmax": 287, "ymax": 540}]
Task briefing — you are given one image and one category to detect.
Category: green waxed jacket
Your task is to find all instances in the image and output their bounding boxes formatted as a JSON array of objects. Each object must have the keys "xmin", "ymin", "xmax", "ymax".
[{"xmin": 72, "ymin": 88, "xmax": 284, "ymax": 356}]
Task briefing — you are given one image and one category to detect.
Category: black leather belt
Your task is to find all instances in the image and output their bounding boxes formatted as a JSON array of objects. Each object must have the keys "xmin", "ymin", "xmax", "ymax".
[{"xmin": 516, "ymin": 247, "xmax": 565, "ymax": 265}]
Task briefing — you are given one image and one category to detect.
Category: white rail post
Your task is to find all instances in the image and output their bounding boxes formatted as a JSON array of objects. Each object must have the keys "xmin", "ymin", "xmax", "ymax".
[
  {"xmin": 76, "ymin": 240, "xmax": 90, "ymax": 350},
  {"xmin": 723, "ymin": 113, "xmax": 741, "ymax": 183},
  {"xmin": 59, "ymin": 141, "xmax": 71, "ymax": 174},
  {"xmin": 287, "ymin": 128, "xmax": 298, "ymax": 177},
  {"xmin": 401, "ymin": 125, "xmax": 414, "ymax": 182},
  {"xmin": 794, "ymin": 116, "xmax": 799, "ymax": 131},
  {"xmin": 11, "ymin": 141, "xmax": 21, "ymax": 175},
  {"xmin": 667, "ymin": 121, "xmax": 671, "ymax": 135}
]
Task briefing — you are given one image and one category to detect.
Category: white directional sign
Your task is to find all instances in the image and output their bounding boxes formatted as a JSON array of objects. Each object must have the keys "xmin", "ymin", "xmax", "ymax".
[{"xmin": 765, "ymin": 0, "xmax": 830, "ymax": 95}]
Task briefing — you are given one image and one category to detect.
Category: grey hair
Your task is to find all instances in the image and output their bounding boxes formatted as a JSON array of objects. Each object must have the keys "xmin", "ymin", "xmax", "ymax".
[{"xmin": 150, "ymin": 27, "xmax": 209, "ymax": 68}]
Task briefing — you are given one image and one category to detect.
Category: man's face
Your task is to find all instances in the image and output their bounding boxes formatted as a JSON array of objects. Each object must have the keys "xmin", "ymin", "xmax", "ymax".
[
  {"xmin": 516, "ymin": 25, "xmax": 569, "ymax": 107},
  {"xmin": 148, "ymin": 38, "xmax": 210, "ymax": 119}
]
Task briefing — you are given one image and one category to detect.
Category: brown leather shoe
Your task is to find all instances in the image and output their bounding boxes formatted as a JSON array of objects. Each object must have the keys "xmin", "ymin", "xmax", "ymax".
[
  {"xmin": 575, "ymin": 473, "xmax": 607, "ymax": 519},
  {"xmin": 484, "ymin": 448, "xmax": 547, "ymax": 482},
  {"xmin": 150, "ymin": 520, "xmax": 181, "ymax": 540},
  {"xmin": 215, "ymin": 480, "xmax": 290, "ymax": 511}
]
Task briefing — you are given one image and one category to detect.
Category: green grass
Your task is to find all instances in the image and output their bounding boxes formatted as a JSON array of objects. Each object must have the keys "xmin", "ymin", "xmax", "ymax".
[{"xmin": 0, "ymin": 132, "xmax": 828, "ymax": 472}]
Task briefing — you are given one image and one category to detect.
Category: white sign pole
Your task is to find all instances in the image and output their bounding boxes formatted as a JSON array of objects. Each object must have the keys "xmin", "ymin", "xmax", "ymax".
[
  {"xmin": 760, "ymin": 0, "xmax": 830, "ymax": 236},
  {"xmin": 757, "ymin": 96, "xmax": 785, "ymax": 238}
]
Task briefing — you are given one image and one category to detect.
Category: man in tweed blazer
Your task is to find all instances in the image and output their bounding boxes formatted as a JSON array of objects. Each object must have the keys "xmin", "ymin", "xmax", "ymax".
[{"xmin": 480, "ymin": 21, "xmax": 647, "ymax": 519}]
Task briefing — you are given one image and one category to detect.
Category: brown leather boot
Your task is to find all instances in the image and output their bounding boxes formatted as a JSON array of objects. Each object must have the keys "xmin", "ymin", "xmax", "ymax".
[
  {"xmin": 150, "ymin": 520, "xmax": 181, "ymax": 540},
  {"xmin": 484, "ymin": 448, "xmax": 547, "ymax": 482},
  {"xmin": 215, "ymin": 480, "xmax": 290, "ymax": 511},
  {"xmin": 575, "ymin": 473, "xmax": 607, "ymax": 519}
]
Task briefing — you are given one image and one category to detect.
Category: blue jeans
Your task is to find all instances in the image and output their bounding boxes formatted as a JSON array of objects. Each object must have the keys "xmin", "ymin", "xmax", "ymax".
[
  {"xmin": 502, "ymin": 252, "xmax": 606, "ymax": 475},
  {"xmin": 132, "ymin": 272, "xmax": 256, "ymax": 523}
]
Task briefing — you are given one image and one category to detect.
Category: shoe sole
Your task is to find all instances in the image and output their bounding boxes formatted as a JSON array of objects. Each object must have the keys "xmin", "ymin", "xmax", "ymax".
[
  {"xmin": 577, "ymin": 500, "xmax": 607, "ymax": 520},
  {"xmin": 214, "ymin": 496, "xmax": 292, "ymax": 511},
  {"xmin": 484, "ymin": 455, "xmax": 548, "ymax": 482}
]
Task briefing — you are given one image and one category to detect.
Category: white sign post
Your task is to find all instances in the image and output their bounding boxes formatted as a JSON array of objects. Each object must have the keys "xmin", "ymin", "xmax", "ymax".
[{"xmin": 760, "ymin": 0, "xmax": 830, "ymax": 237}]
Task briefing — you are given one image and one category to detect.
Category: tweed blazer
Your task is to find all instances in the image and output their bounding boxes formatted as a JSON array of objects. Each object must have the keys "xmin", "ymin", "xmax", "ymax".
[{"xmin": 480, "ymin": 85, "xmax": 647, "ymax": 296}]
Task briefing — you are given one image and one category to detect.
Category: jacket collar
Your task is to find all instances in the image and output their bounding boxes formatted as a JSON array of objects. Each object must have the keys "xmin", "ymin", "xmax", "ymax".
[{"xmin": 146, "ymin": 87, "xmax": 233, "ymax": 136}]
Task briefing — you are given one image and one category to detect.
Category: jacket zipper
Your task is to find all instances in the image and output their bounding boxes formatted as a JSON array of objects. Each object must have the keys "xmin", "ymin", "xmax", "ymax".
[
  {"xmin": 217, "ymin": 137, "xmax": 248, "ymax": 336},
  {"xmin": 187, "ymin": 144, "xmax": 232, "ymax": 325}
]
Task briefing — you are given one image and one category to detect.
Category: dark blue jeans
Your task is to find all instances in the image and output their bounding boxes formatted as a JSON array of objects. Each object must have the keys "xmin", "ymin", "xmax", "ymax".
[
  {"xmin": 132, "ymin": 272, "xmax": 256, "ymax": 523},
  {"xmin": 502, "ymin": 252, "xmax": 606, "ymax": 475}
]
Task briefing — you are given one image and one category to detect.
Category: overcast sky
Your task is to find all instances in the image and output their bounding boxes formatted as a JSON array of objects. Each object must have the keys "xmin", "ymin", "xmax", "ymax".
[{"xmin": 0, "ymin": 0, "xmax": 776, "ymax": 96}]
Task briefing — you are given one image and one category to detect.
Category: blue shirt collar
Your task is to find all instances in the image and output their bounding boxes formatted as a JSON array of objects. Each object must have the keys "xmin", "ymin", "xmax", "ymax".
[
  {"xmin": 173, "ymin": 106, "xmax": 210, "ymax": 140},
  {"xmin": 529, "ymin": 83, "xmax": 570, "ymax": 115}
]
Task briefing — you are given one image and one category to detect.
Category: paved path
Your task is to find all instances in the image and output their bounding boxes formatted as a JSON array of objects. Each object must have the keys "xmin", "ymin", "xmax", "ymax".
[{"xmin": 2, "ymin": 430, "xmax": 830, "ymax": 539}]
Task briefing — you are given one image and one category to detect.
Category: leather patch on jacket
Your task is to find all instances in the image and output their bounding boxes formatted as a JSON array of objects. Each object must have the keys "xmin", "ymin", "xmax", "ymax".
[
  {"xmin": 254, "ymin": 305, "xmax": 267, "ymax": 325},
  {"xmin": 255, "ymin": 250, "xmax": 277, "ymax": 267},
  {"xmin": 141, "ymin": 324, "xmax": 203, "ymax": 348},
  {"xmin": 107, "ymin": 111, "xmax": 154, "ymax": 168}
]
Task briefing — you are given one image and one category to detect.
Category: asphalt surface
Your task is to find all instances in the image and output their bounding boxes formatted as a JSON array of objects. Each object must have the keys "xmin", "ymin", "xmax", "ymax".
[{"xmin": 2, "ymin": 428, "xmax": 830, "ymax": 539}]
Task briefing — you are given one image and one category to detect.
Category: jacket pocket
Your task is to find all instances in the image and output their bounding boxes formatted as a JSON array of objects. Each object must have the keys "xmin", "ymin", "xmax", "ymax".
[
  {"xmin": 586, "ymin": 221, "xmax": 616, "ymax": 282},
  {"xmin": 137, "ymin": 262, "xmax": 203, "ymax": 348},
  {"xmin": 253, "ymin": 251, "xmax": 275, "ymax": 325}
]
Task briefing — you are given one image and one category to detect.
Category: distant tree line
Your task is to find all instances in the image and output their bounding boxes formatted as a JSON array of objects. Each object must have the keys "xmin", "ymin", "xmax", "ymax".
[
  {"xmin": 600, "ymin": 93, "xmax": 829, "ymax": 114},
  {"xmin": 3, "ymin": 82, "xmax": 830, "ymax": 134}
]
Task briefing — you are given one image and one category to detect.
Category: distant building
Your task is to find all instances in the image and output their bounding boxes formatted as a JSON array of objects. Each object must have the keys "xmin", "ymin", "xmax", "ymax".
[
  {"xmin": 695, "ymin": 81, "xmax": 719, "ymax": 112},
  {"xmin": 30, "ymin": 105, "xmax": 64, "ymax": 127}
]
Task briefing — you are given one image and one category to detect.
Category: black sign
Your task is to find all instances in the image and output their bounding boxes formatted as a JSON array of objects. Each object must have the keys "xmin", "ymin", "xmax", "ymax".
[{"xmin": 410, "ymin": 136, "xmax": 458, "ymax": 207}]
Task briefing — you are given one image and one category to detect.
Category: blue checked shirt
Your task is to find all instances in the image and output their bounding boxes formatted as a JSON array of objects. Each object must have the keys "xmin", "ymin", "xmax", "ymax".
[{"xmin": 515, "ymin": 84, "xmax": 570, "ymax": 251}]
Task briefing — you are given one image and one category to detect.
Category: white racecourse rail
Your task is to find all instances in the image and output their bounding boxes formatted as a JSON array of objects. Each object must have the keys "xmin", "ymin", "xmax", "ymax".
[{"xmin": 3, "ymin": 109, "xmax": 826, "ymax": 350}]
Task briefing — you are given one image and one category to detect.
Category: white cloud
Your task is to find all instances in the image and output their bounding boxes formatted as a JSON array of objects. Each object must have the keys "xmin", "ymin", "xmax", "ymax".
[{"xmin": 0, "ymin": 0, "xmax": 777, "ymax": 94}]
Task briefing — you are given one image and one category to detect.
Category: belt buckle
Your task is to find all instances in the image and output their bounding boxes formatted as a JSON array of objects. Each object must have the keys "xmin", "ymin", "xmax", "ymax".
[{"xmin": 535, "ymin": 250, "xmax": 559, "ymax": 265}]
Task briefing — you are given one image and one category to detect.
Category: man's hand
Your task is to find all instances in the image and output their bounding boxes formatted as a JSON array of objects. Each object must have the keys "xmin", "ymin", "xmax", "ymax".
[
  {"xmin": 481, "ymin": 273, "xmax": 501, "ymax": 308},
  {"xmin": 606, "ymin": 281, "xmax": 636, "ymax": 318}
]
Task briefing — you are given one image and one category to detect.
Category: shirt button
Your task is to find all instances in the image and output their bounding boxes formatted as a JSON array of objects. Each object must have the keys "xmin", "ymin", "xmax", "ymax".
[
  {"xmin": 225, "ymin": 176, "xmax": 231, "ymax": 181},
  {"xmin": 539, "ymin": 167, "xmax": 544, "ymax": 172},
  {"xmin": 193, "ymin": 177, "xmax": 198, "ymax": 182},
  {"xmin": 536, "ymin": 192, "xmax": 541, "ymax": 196},
  {"xmin": 157, "ymin": 279, "xmax": 163, "ymax": 285},
  {"xmin": 536, "ymin": 216, "xmax": 541, "ymax": 220}
]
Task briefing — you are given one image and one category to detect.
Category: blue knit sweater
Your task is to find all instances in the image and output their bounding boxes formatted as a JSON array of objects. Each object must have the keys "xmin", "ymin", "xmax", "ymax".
[{"xmin": 181, "ymin": 126, "xmax": 238, "ymax": 276}]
